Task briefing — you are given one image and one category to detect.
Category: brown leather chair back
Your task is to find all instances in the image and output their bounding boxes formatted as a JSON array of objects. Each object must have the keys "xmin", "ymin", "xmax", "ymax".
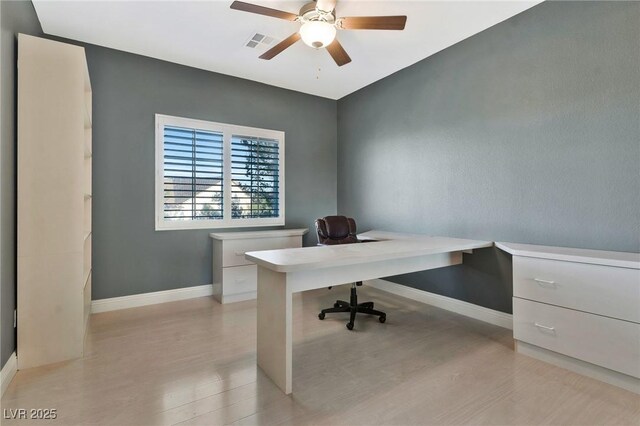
[{"xmin": 315, "ymin": 216, "xmax": 359, "ymax": 245}]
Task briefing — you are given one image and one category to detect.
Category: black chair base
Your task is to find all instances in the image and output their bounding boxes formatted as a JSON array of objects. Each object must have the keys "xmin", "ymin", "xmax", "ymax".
[{"xmin": 318, "ymin": 283, "xmax": 386, "ymax": 330}]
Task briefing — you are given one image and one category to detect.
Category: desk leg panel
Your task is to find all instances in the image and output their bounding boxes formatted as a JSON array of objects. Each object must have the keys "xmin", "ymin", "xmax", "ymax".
[{"xmin": 256, "ymin": 266, "xmax": 292, "ymax": 394}]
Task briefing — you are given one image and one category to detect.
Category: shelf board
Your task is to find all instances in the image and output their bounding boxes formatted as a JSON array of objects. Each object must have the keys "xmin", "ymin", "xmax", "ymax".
[
  {"xmin": 83, "ymin": 268, "xmax": 92, "ymax": 288},
  {"xmin": 84, "ymin": 92, "xmax": 92, "ymax": 129},
  {"xmin": 83, "ymin": 231, "xmax": 92, "ymax": 242},
  {"xmin": 84, "ymin": 128, "xmax": 92, "ymax": 157}
]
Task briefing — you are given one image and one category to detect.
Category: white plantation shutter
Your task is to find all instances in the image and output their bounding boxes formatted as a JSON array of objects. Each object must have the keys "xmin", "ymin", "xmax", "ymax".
[{"xmin": 155, "ymin": 115, "xmax": 285, "ymax": 230}]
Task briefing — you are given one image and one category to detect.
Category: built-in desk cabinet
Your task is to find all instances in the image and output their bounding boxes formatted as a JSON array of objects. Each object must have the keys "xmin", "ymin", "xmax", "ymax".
[
  {"xmin": 17, "ymin": 35, "xmax": 92, "ymax": 369},
  {"xmin": 497, "ymin": 242, "xmax": 640, "ymax": 393},
  {"xmin": 210, "ymin": 229, "xmax": 307, "ymax": 303}
]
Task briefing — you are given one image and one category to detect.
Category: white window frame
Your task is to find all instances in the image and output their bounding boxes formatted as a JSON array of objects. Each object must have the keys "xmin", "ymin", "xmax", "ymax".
[{"xmin": 155, "ymin": 114, "xmax": 285, "ymax": 231}]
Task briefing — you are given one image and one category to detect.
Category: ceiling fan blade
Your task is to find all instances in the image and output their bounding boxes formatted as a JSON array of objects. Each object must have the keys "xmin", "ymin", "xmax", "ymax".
[
  {"xmin": 230, "ymin": 1, "xmax": 299, "ymax": 21},
  {"xmin": 326, "ymin": 39, "xmax": 351, "ymax": 66},
  {"xmin": 339, "ymin": 16, "xmax": 407, "ymax": 30},
  {"xmin": 259, "ymin": 33, "xmax": 301, "ymax": 60},
  {"xmin": 315, "ymin": 0, "xmax": 337, "ymax": 13}
]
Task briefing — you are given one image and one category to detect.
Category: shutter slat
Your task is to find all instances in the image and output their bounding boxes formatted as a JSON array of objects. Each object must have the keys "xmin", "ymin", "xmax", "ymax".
[
  {"xmin": 231, "ymin": 150, "xmax": 278, "ymax": 156},
  {"xmin": 231, "ymin": 141, "xmax": 278, "ymax": 148},
  {"xmin": 164, "ymin": 177, "xmax": 222, "ymax": 180},
  {"xmin": 164, "ymin": 146, "xmax": 222, "ymax": 154},
  {"xmin": 164, "ymin": 170, "xmax": 222, "ymax": 175},
  {"xmin": 230, "ymin": 176, "xmax": 278, "ymax": 179},
  {"xmin": 165, "ymin": 155, "xmax": 223, "ymax": 164},
  {"xmin": 164, "ymin": 203, "xmax": 223, "ymax": 206},
  {"xmin": 164, "ymin": 140, "xmax": 223, "ymax": 149}
]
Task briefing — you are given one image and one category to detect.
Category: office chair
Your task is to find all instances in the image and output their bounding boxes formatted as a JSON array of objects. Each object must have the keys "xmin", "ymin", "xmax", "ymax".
[{"xmin": 315, "ymin": 216, "xmax": 386, "ymax": 330}]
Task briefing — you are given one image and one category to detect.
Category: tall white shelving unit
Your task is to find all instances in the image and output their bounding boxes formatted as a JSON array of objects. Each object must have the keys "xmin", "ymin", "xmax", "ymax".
[{"xmin": 17, "ymin": 34, "xmax": 92, "ymax": 369}]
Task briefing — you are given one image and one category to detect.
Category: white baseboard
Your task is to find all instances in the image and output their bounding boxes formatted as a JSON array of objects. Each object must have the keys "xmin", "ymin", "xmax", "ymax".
[
  {"xmin": 365, "ymin": 279, "xmax": 513, "ymax": 330},
  {"xmin": 92, "ymin": 284, "xmax": 213, "ymax": 314},
  {"xmin": 1, "ymin": 352, "xmax": 17, "ymax": 397},
  {"xmin": 516, "ymin": 341, "xmax": 639, "ymax": 394}
]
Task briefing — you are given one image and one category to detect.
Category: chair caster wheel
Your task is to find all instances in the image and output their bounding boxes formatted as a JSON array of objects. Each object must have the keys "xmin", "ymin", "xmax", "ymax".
[
  {"xmin": 334, "ymin": 302, "xmax": 340, "ymax": 308},
  {"xmin": 318, "ymin": 312, "xmax": 325, "ymax": 320},
  {"xmin": 379, "ymin": 315, "xmax": 386, "ymax": 323},
  {"xmin": 346, "ymin": 322, "xmax": 354, "ymax": 330}
]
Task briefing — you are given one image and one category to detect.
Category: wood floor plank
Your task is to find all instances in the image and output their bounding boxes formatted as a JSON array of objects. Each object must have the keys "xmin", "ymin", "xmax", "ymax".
[{"xmin": 2, "ymin": 285, "xmax": 638, "ymax": 425}]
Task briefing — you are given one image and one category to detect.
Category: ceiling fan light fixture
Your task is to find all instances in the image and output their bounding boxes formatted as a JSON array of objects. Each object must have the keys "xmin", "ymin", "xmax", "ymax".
[{"xmin": 299, "ymin": 21, "xmax": 336, "ymax": 49}]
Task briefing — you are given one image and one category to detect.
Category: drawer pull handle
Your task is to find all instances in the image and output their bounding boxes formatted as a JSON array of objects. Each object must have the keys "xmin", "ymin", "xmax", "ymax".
[
  {"xmin": 534, "ymin": 278, "xmax": 556, "ymax": 287},
  {"xmin": 235, "ymin": 251, "xmax": 245, "ymax": 256},
  {"xmin": 235, "ymin": 278, "xmax": 247, "ymax": 283},
  {"xmin": 534, "ymin": 322, "xmax": 555, "ymax": 332}
]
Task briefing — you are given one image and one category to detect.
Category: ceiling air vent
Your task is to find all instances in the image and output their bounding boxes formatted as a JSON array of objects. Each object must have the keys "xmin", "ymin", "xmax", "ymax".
[{"xmin": 245, "ymin": 33, "xmax": 277, "ymax": 48}]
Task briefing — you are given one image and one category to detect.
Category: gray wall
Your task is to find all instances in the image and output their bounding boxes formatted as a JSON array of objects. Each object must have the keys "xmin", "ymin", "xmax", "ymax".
[
  {"xmin": 0, "ymin": 0, "xmax": 42, "ymax": 368},
  {"xmin": 337, "ymin": 1, "xmax": 640, "ymax": 313},
  {"xmin": 80, "ymin": 44, "xmax": 337, "ymax": 300}
]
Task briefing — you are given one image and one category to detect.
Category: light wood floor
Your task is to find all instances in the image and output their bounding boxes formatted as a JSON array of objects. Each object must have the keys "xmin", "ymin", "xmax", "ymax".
[{"xmin": 2, "ymin": 285, "xmax": 639, "ymax": 425}]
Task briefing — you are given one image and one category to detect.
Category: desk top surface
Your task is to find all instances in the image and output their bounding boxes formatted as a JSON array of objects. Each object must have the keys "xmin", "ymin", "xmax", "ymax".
[
  {"xmin": 245, "ymin": 230, "xmax": 492, "ymax": 273},
  {"xmin": 496, "ymin": 242, "xmax": 640, "ymax": 269}
]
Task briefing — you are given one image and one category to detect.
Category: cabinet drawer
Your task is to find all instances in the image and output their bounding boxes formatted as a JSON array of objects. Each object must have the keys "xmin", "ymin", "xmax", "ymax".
[
  {"xmin": 513, "ymin": 298, "xmax": 640, "ymax": 378},
  {"xmin": 223, "ymin": 265, "xmax": 257, "ymax": 295},
  {"xmin": 513, "ymin": 256, "xmax": 640, "ymax": 323},
  {"xmin": 222, "ymin": 236, "xmax": 302, "ymax": 267}
]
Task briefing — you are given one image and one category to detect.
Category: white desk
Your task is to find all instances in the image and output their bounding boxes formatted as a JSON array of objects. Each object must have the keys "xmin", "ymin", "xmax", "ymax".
[{"xmin": 245, "ymin": 230, "xmax": 492, "ymax": 394}]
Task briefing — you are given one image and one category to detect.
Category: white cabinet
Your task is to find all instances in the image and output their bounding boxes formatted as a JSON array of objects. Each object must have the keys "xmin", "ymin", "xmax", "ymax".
[
  {"xmin": 498, "ymin": 242, "xmax": 640, "ymax": 393},
  {"xmin": 17, "ymin": 35, "xmax": 92, "ymax": 369},
  {"xmin": 210, "ymin": 229, "xmax": 307, "ymax": 303}
]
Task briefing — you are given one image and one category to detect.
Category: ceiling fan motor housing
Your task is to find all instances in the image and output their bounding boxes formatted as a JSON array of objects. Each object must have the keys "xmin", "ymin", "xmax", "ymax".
[{"xmin": 300, "ymin": 2, "xmax": 336, "ymax": 24}]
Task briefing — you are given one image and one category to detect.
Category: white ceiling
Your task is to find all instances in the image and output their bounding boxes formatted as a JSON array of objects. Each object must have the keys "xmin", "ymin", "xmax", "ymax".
[{"xmin": 32, "ymin": 0, "xmax": 542, "ymax": 100}]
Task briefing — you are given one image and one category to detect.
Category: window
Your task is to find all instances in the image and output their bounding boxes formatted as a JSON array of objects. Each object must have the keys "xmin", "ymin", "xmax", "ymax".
[{"xmin": 155, "ymin": 114, "xmax": 284, "ymax": 230}]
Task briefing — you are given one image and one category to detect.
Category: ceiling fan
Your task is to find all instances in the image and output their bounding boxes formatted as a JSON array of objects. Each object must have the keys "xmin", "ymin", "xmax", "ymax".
[{"xmin": 230, "ymin": 0, "xmax": 407, "ymax": 66}]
